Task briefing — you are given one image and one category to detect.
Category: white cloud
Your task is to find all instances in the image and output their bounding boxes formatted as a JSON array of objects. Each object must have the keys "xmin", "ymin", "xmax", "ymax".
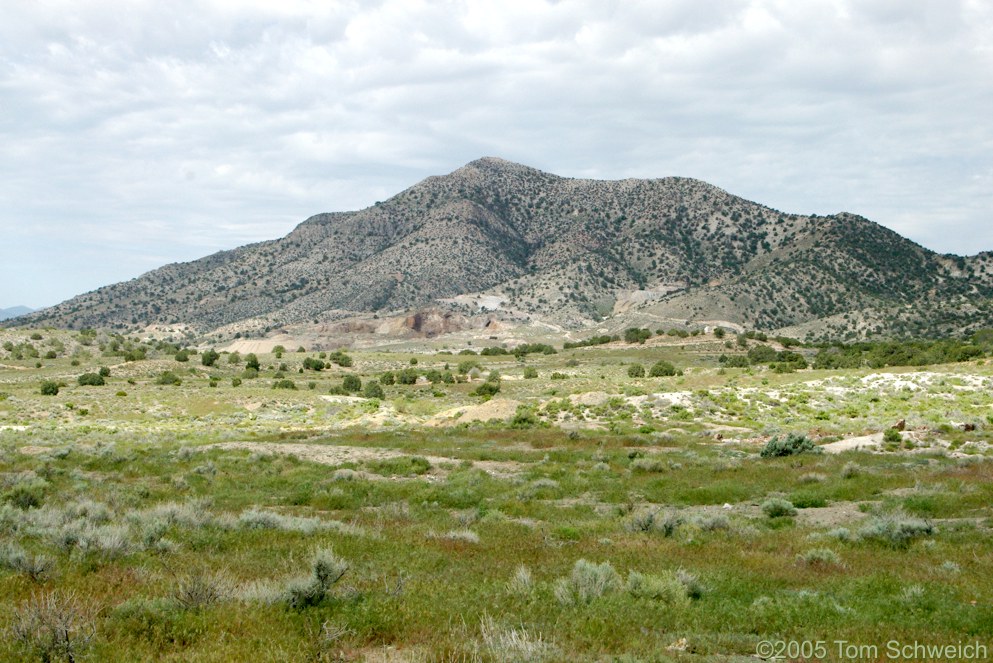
[{"xmin": 1, "ymin": 0, "xmax": 991, "ymax": 307}]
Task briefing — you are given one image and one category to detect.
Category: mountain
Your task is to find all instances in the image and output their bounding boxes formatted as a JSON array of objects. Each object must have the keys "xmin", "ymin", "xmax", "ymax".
[
  {"xmin": 0, "ymin": 306, "xmax": 33, "ymax": 322},
  {"xmin": 15, "ymin": 158, "xmax": 993, "ymax": 340}
]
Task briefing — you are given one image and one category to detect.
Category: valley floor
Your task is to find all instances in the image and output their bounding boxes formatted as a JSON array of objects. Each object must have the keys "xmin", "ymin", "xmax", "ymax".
[{"xmin": 1, "ymin": 328, "xmax": 991, "ymax": 661}]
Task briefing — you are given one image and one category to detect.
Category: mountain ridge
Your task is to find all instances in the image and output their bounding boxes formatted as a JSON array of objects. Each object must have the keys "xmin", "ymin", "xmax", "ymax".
[
  {"xmin": 0, "ymin": 306, "xmax": 34, "ymax": 322},
  {"xmin": 15, "ymin": 158, "xmax": 993, "ymax": 341}
]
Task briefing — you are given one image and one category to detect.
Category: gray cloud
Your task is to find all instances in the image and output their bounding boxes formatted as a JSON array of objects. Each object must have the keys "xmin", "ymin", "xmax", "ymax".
[{"xmin": 2, "ymin": 0, "xmax": 991, "ymax": 307}]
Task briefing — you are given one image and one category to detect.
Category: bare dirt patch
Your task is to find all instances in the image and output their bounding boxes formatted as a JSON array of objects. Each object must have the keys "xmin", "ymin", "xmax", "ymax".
[
  {"xmin": 428, "ymin": 398, "xmax": 521, "ymax": 426},
  {"xmin": 821, "ymin": 434, "xmax": 882, "ymax": 454},
  {"xmin": 569, "ymin": 392, "xmax": 611, "ymax": 407},
  {"xmin": 795, "ymin": 502, "xmax": 870, "ymax": 528}
]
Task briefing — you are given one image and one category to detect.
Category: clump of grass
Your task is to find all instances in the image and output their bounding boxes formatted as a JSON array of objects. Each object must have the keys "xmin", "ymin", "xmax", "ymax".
[
  {"xmin": 554, "ymin": 559, "xmax": 622, "ymax": 606},
  {"xmin": 938, "ymin": 560, "xmax": 961, "ymax": 574},
  {"xmin": 625, "ymin": 570, "xmax": 692, "ymax": 607},
  {"xmin": 478, "ymin": 613, "xmax": 557, "ymax": 662},
  {"xmin": 761, "ymin": 498, "xmax": 797, "ymax": 518},
  {"xmin": 900, "ymin": 584, "xmax": 926, "ymax": 606},
  {"xmin": 140, "ymin": 498, "xmax": 215, "ymax": 529},
  {"xmin": 760, "ymin": 433, "xmax": 819, "ymax": 458},
  {"xmin": 67, "ymin": 499, "xmax": 113, "ymax": 524},
  {"xmin": 798, "ymin": 548, "xmax": 843, "ymax": 568},
  {"xmin": 433, "ymin": 529, "xmax": 480, "ymax": 544},
  {"xmin": 840, "ymin": 462, "xmax": 861, "ymax": 479},
  {"xmin": 507, "ymin": 565, "xmax": 534, "ymax": 595},
  {"xmin": 798, "ymin": 472, "xmax": 827, "ymax": 484},
  {"xmin": 824, "ymin": 527, "xmax": 856, "ymax": 543},
  {"xmin": 377, "ymin": 501, "xmax": 411, "ymax": 521}
]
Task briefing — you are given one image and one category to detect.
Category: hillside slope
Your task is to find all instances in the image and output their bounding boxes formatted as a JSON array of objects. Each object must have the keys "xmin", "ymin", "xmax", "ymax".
[{"xmin": 17, "ymin": 157, "xmax": 993, "ymax": 339}]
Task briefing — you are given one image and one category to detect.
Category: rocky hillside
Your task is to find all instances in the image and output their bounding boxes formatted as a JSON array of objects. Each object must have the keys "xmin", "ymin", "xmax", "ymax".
[{"xmin": 16, "ymin": 158, "xmax": 993, "ymax": 340}]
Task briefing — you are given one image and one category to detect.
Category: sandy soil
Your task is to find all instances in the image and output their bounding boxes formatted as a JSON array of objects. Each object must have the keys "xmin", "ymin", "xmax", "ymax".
[
  {"xmin": 569, "ymin": 392, "xmax": 610, "ymax": 407},
  {"xmin": 821, "ymin": 433, "xmax": 882, "ymax": 454},
  {"xmin": 428, "ymin": 398, "xmax": 521, "ymax": 426}
]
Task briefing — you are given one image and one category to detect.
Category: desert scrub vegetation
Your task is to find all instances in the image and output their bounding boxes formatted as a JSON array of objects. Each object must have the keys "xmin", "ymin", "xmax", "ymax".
[
  {"xmin": 1, "ymin": 331, "xmax": 993, "ymax": 659},
  {"xmin": 760, "ymin": 432, "xmax": 819, "ymax": 457}
]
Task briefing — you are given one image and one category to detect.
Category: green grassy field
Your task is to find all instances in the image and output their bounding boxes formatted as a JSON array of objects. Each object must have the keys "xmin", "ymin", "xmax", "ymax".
[{"xmin": 1, "ymin": 328, "xmax": 992, "ymax": 661}]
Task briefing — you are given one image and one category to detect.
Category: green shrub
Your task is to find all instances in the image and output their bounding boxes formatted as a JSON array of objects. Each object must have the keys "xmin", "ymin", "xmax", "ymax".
[
  {"xmin": 76, "ymin": 373, "xmax": 104, "ymax": 386},
  {"xmin": 155, "ymin": 371, "xmax": 182, "ymax": 386},
  {"xmin": 273, "ymin": 379, "xmax": 297, "ymax": 390},
  {"xmin": 397, "ymin": 368, "xmax": 419, "ymax": 385},
  {"xmin": 627, "ymin": 364, "xmax": 645, "ymax": 378},
  {"xmin": 342, "ymin": 375, "xmax": 362, "ymax": 393},
  {"xmin": 624, "ymin": 328, "xmax": 652, "ymax": 344},
  {"xmin": 649, "ymin": 360, "xmax": 677, "ymax": 377},
  {"xmin": 760, "ymin": 433, "xmax": 818, "ymax": 458},
  {"xmin": 790, "ymin": 493, "xmax": 827, "ymax": 509},
  {"xmin": 523, "ymin": 366, "xmax": 538, "ymax": 379},
  {"xmin": 284, "ymin": 548, "xmax": 348, "ymax": 610},
  {"xmin": 363, "ymin": 382, "xmax": 385, "ymax": 399},
  {"xmin": 858, "ymin": 515, "xmax": 935, "ymax": 549},
  {"xmin": 883, "ymin": 427, "xmax": 902, "ymax": 444},
  {"xmin": 245, "ymin": 353, "xmax": 260, "ymax": 371},
  {"xmin": 510, "ymin": 405, "xmax": 544, "ymax": 428},
  {"xmin": 302, "ymin": 357, "xmax": 325, "ymax": 371},
  {"xmin": 9, "ymin": 590, "xmax": 95, "ymax": 661},
  {"xmin": 0, "ymin": 543, "xmax": 54, "ymax": 582},
  {"xmin": 472, "ymin": 381, "xmax": 500, "ymax": 398},
  {"xmin": 762, "ymin": 498, "xmax": 797, "ymax": 518},
  {"xmin": 201, "ymin": 349, "xmax": 220, "ymax": 367},
  {"xmin": 720, "ymin": 354, "xmax": 751, "ymax": 368},
  {"xmin": 3, "ymin": 478, "xmax": 47, "ymax": 509},
  {"xmin": 630, "ymin": 457, "xmax": 666, "ymax": 472},
  {"xmin": 173, "ymin": 570, "xmax": 228, "ymax": 611},
  {"xmin": 40, "ymin": 380, "xmax": 59, "ymax": 396}
]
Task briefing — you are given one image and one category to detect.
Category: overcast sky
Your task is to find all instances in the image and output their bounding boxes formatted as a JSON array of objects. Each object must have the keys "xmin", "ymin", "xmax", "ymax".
[{"xmin": 2, "ymin": 0, "xmax": 991, "ymax": 309}]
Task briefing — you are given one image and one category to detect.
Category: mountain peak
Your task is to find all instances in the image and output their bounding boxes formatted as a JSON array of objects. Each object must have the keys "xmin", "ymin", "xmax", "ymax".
[{"xmin": 13, "ymin": 162, "xmax": 993, "ymax": 340}]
